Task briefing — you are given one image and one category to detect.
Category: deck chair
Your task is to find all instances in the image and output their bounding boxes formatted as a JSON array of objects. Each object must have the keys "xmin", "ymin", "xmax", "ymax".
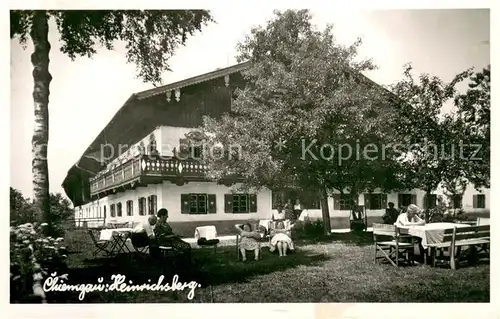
[
  {"xmin": 88, "ymin": 229, "xmax": 111, "ymax": 257},
  {"xmin": 194, "ymin": 226, "xmax": 220, "ymax": 255},
  {"xmin": 235, "ymin": 224, "xmax": 265, "ymax": 260},
  {"xmin": 373, "ymin": 223, "xmax": 415, "ymax": 267},
  {"xmin": 268, "ymin": 220, "xmax": 292, "ymax": 244}
]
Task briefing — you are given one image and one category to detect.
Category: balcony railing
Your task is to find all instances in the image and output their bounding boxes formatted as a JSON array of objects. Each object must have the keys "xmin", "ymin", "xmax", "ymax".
[{"xmin": 89, "ymin": 155, "xmax": 208, "ymax": 196}]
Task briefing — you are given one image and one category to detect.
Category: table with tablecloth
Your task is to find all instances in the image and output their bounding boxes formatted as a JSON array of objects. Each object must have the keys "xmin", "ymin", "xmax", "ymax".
[
  {"xmin": 401, "ymin": 222, "xmax": 469, "ymax": 249},
  {"xmin": 99, "ymin": 228, "xmax": 134, "ymax": 254}
]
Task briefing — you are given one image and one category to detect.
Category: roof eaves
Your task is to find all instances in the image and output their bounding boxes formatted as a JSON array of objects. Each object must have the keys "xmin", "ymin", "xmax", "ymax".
[{"xmin": 135, "ymin": 61, "xmax": 250, "ymax": 100}]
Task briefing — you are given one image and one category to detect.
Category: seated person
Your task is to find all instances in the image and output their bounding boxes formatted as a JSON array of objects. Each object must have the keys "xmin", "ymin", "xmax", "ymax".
[
  {"xmin": 235, "ymin": 223, "xmax": 261, "ymax": 262},
  {"xmin": 272, "ymin": 207, "xmax": 286, "ymax": 222},
  {"xmin": 153, "ymin": 208, "xmax": 192, "ymax": 266},
  {"xmin": 292, "ymin": 199, "xmax": 303, "ymax": 223},
  {"xmin": 269, "ymin": 221, "xmax": 294, "ymax": 257},
  {"xmin": 130, "ymin": 215, "xmax": 157, "ymax": 247},
  {"xmin": 395, "ymin": 204, "xmax": 425, "ymax": 226},
  {"xmin": 383, "ymin": 202, "xmax": 399, "ymax": 225},
  {"xmin": 395, "ymin": 204, "xmax": 425, "ymax": 262}
]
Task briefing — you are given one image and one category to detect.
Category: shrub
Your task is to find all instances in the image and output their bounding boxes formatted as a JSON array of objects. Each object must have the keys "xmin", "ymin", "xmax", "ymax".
[
  {"xmin": 10, "ymin": 223, "xmax": 68, "ymax": 303},
  {"xmin": 10, "ymin": 188, "xmax": 73, "ymax": 238}
]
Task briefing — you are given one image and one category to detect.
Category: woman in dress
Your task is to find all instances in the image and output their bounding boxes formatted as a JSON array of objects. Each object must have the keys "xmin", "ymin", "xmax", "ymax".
[
  {"xmin": 153, "ymin": 208, "xmax": 192, "ymax": 266},
  {"xmin": 235, "ymin": 223, "xmax": 261, "ymax": 262},
  {"xmin": 269, "ymin": 221, "xmax": 294, "ymax": 257}
]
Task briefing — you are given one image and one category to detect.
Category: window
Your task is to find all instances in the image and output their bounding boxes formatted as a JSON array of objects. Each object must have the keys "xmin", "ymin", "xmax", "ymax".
[
  {"xmin": 110, "ymin": 204, "xmax": 116, "ymax": 217},
  {"xmin": 271, "ymin": 190, "xmax": 319, "ymax": 210},
  {"xmin": 473, "ymin": 194, "xmax": 485, "ymax": 209},
  {"xmin": 138, "ymin": 197, "xmax": 146, "ymax": 216},
  {"xmin": 191, "ymin": 194, "xmax": 207, "ymax": 214},
  {"xmin": 126, "ymin": 200, "xmax": 133, "ymax": 216},
  {"xmin": 181, "ymin": 194, "xmax": 216, "ymax": 214},
  {"xmin": 340, "ymin": 194, "xmax": 354, "ymax": 211},
  {"xmin": 148, "ymin": 195, "xmax": 157, "ymax": 215},
  {"xmin": 232, "ymin": 194, "xmax": 249, "ymax": 213},
  {"xmin": 398, "ymin": 194, "xmax": 416, "ymax": 207},
  {"xmin": 365, "ymin": 193, "xmax": 387, "ymax": 210},
  {"xmin": 452, "ymin": 195, "xmax": 463, "ymax": 208},
  {"xmin": 424, "ymin": 194, "xmax": 437, "ymax": 209},
  {"xmin": 225, "ymin": 194, "xmax": 257, "ymax": 213},
  {"xmin": 116, "ymin": 202, "xmax": 122, "ymax": 217},
  {"xmin": 189, "ymin": 145, "xmax": 203, "ymax": 159}
]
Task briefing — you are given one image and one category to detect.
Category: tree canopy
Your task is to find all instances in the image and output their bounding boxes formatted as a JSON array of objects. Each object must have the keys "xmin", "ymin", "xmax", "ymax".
[
  {"xmin": 201, "ymin": 10, "xmax": 408, "ymax": 233},
  {"xmin": 11, "ymin": 10, "xmax": 214, "ymax": 84}
]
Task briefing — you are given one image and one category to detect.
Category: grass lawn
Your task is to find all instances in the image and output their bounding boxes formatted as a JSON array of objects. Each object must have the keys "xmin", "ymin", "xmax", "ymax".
[{"xmin": 52, "ymin": 229, "xmax": 489, "ymax": 303}]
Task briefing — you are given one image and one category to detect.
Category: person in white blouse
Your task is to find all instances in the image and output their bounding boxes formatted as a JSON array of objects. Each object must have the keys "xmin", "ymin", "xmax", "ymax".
[
  {"xmin": 131, "ymin": 215, "xmax": 157, "ymax": 247},
  {"xmin": 395, "ymin": 204, "xmax": 425, "ymax": 262},
  {"xmin": 395, "ymin": 204, "xmax": 425, "ymax": 226},
  {"xmin": 272, "ymin": 207, "xmax": 286, "ymax": 221}
]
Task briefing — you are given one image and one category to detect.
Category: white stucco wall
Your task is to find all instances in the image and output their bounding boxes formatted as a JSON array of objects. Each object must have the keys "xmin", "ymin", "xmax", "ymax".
[{"xmin": 76, "ymin": 181, "xmax": 490, "ymax": 226}]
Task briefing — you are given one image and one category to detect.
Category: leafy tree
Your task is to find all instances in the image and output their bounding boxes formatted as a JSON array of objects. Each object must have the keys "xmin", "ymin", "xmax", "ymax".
[
  {"xmin": 390, "ymin": 64, "xmax": 490, "ymax": 206},
  {"xmin": 10, "ymin": 187, "xmax": 36, "ymax": 225},
  {"xmin": 202, "ymin": 10, "xmax": 404, "ymax": 234},
  {"xmin": 10, "ymin": 187, "xmax": 74, "ymax": 237},
  {"xmin": 452, "ymin": 65, "xmax": 490, "ymax": 189},
  {"xmin": 10, "ymin": 10, "xmax": 214, "ymax": 235}
]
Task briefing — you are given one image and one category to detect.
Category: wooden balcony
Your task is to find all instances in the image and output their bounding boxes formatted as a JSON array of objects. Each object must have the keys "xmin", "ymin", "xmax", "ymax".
[{"xmin": 89, "ymin": 155, "xmax": 209, "ymax": 197}]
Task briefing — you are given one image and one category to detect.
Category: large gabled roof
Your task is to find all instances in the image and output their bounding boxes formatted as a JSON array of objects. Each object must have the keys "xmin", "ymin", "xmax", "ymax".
[{"xmin": 62, "ymin": 61, "xmax": 250, "ymax": 203}]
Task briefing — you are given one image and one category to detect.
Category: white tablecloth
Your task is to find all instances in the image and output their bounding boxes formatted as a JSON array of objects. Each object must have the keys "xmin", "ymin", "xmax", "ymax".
[
  {"xmin": 99, "ymin": 228, "xmax": 133, "ymax": 240},
  {"xmin": 402, "ymin": 222, "xmax": 469, "ymax": 249}
]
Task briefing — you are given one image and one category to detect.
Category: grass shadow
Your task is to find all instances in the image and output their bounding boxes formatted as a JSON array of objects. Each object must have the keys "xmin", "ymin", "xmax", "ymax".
[
  {"xmin": 295, "ymin": 230, "xmax": 374, "ymax": 247},
  {"xmin": 56, "ymin": 245, "xmax": 330, "ymax": 302}
]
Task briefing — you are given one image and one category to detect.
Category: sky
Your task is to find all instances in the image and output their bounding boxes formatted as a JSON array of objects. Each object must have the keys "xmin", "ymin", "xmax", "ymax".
[{"xmin": 10, "ymin": 8, "xmax": 490, "ymax": 200}]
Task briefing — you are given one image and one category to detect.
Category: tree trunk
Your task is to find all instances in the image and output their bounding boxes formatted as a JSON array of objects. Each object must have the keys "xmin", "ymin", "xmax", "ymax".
[
  {"xmin": 319, "ymin": 187, "xmax": 331, "ymax": 235},
  {"xmin": 30, "ymin": 11, "xmax": 52, "ymax": 235}
]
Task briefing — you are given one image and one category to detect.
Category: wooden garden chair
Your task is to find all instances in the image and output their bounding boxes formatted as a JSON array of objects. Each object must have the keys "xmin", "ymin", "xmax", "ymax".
[{"xmin": 373, "ymin": 223, "xmax": 415, "ymax": 267}]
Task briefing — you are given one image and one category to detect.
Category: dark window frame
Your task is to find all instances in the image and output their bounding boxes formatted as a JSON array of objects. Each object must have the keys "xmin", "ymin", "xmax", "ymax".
[
  {"xmin": 138, "ymin": 197, "xmax": 146, "ymax": 216},
  {"xmin": 189, "ymin": 193, "xmax": 208, "ymax": 214},
  {"xmin": 126, "ymin": 200, "xmax": 133, "ymax": 216}
]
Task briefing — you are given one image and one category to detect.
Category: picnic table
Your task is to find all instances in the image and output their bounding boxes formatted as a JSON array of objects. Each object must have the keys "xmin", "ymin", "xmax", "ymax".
[
  {"xmin": 100, "ymin": 228, "xmax": 134, "ymax": 254},
  {"xmin": 400, "ymin": 222, "xmax": 469, "ymax": 249}
]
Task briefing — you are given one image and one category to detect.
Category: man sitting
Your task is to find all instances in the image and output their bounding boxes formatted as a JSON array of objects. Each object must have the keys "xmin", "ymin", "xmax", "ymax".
[
  {"xmin": 130, "ymin": 215, "xmax": 157, "ymax": 248},
  {"xmin": 395, "ymin": 204, "xmax": 425, "ymax": 262},
  {"xmin": 395, "ymin": 204, "xmax": 425, "ymax": 226},
  {"xmin": 383, "ymin": 202, "xmax": 399, "ymax": 224}
]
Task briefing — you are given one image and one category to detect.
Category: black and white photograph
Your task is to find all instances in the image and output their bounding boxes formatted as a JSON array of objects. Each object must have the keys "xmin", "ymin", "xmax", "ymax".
[{"xmin": 7, "ymin": 3, "xmax": 493, "ymax": 313}]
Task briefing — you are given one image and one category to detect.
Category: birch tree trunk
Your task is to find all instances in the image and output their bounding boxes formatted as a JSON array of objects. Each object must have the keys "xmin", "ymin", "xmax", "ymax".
[{"xmin": 30, "ymin": 11, "xmax": 52, "ymax": 235}]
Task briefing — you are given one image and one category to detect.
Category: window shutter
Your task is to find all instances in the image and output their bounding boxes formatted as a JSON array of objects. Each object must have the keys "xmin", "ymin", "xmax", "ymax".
[
  {"xmin": 472, "ymin": 195, "xmax": 478, "ymax": 208},
  {"xmin": 224, "ymin": 194, "xmax": 233, "ymax": 213},
  {"xmin": 179, "ymin": 138, "xmax": 189, "ymax": 156},
  {"xmin": 411, "ymin": 194, "xmax": 417, "ymax": 205},
  {"xmin": 381, "ymin": 194, "xmax": 387, "ymax": 209},
  {"xmin": 333, "ymin": 194, "xmax": 340, "ymax": 210},
  {"xmin": 208, "ymin": 194, "xmax": 217, "ymax": 214},
  {"xmin": 249, "ymin": 194, "xmax": 257, "ymax": 213},
  {"xmin": 364, "ymin": 194, "xmax": 370, "ymax": 210},
  {"xmin": 181, "ymin": 194, "xmax": 190, "ymax": 214},
  {"xmin": 398, "ymin": 194, "xmax": 403, "ymax": 208},
  {"xmin": 423, "ymin": 194, "xmax": 428, "ymax": 209}
]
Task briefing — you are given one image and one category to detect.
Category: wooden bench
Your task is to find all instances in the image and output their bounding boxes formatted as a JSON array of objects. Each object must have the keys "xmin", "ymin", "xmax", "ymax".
[{"xmin": 428, "ymin": 225, "xmax": 490, "ymax": 270}]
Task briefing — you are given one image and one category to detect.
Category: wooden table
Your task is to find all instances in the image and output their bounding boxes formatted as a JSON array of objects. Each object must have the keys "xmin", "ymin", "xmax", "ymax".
[
  {"xmin": 99, "ymin": 228, "xmax": 133, "ymax": 254},
  {"xmin": 401, "ymin": 222, "xmax": 470, "ymax": 250}
]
